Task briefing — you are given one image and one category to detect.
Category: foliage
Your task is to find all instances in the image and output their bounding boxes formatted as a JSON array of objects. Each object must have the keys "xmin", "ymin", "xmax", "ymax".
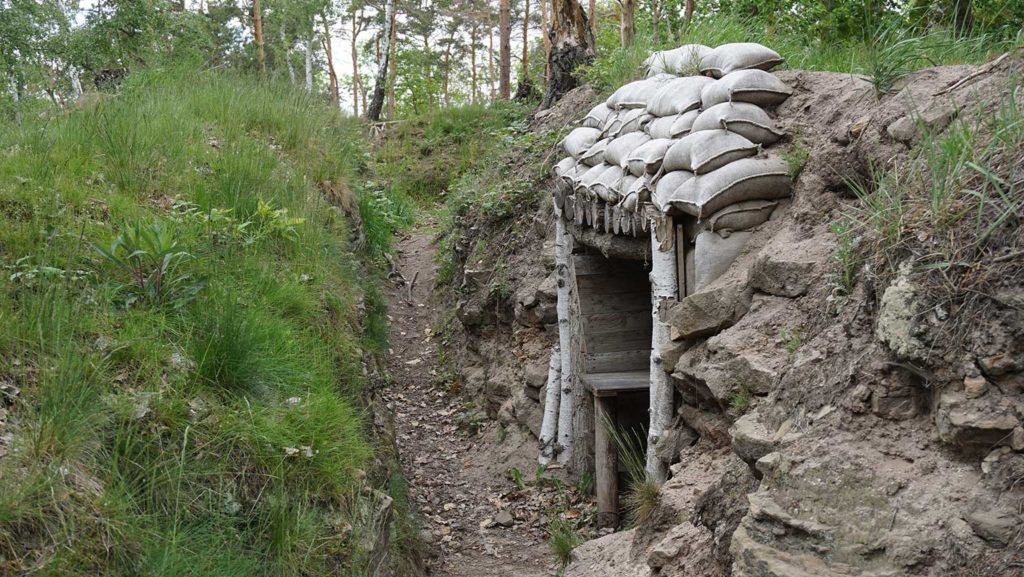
[
  {"xmin": 605, "ymin": 420, "xmax": 660, "ymax": 527},
  {"xmin": 0, "ymin": 70, "xmax": 406, "ymax": 576},
  {"xmin": 548, "ymin": 518, "xmax": 584, "ymax": 567},
  {"xmin": 94, "ymin": 221, "xmax": 205, "ymax": 308}
]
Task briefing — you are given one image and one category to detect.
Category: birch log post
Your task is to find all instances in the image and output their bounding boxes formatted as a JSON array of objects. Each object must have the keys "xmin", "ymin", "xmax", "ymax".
[
  {"xmin": 538, "ymin": 346, "xmax": 562, "ymax": 465},
  {"xmin": 555, "ymin": 216, "xmax": 575, "ymax": 464},
  {"xmin": 646, "ymin": 215, "xmax": 678, "ymax": 483}
]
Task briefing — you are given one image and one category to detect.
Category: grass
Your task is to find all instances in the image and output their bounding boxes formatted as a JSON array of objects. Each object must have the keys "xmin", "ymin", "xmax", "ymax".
[
  {"xmin": 548, "ymin": 519, "xmax": 584, "ymax": 568},
  {"xmin": 578, "ymin": 12, "xmax": 1020, "ymax": 94},
  {"xmin": 605, "ymin": 420, "xmax": 660, "ymax": 527},
  {"xmin": 0, "ymin": 69, "xmax": 415, "ymax": 576},
  {"xmin": 842, "ymin": 79, "xmax": 1024, "ymax": 349}
]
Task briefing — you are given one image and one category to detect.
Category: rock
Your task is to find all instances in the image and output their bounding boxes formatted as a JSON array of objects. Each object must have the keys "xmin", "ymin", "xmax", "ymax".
[
  {"xmin": 524, "ymin": 384, "xmax": 541, "ymax": 401},
  {"xmin": 979, "ymin": 353, "xmax": 1022, "ymax": 377},
  {"xmin": 730, "ymin": 523, "xmax": 841, "ymax": 577},
  {"xmin": 564, "ymin": 529, "xmax": 651, "ymax": 577},
  {"xmin": 646, "ymin": 527, "xmax": 689, "ymax": 569},
  {"xmin": 456, "ymin": 298, "xmax": 486, "ymax": 328},
  {"xmin": 875, "ymin": 264, "xmax": 929, "ymax": 361},
  {"xmin": 748, "ymin": 228, "xmax": 830, "ymax": 298},
  {"xmin": 730, "ymin": 412, "xmax": 776, "ymax": 465},
  {"xmin": 676, "ymin": 404, "xmax": 732, "ymax": 446},
  {"xmin": 536, "ymin": 271, "xmax": 558, "ymax": 300},
  {"xmin": 963, "ymin": 375, "xmax": 988, "ymax": 399},
  {"xmin": 494, "ymin": 510, "xmax": 514, "ymax": 527},
  {"xmin": 886, "ymin": 104, "xmax": 958, "ymax": 145},
  {"xmin": 755, "ymin": 451, "xmax": 783, "ymax": 477},
  {"xmin": 663, "ymin": 280, "xmax": 753, "ymax": 339},
  {"xmin": 1013, "ymin": 427, "xmax": 1024, "ymax": 451},
  {"xmin": 934, "ymin": 390, "xmax": 1020, "ymax": 451},
  {"xmin": 965, "ymin": 507, "xmax": 1021, "ymax": 547},
  {"xmin": 525, "ymin": 361, "xmax": 548, "ymax": 389},
  {"xmin": 654, "ymin": 423, "xmax": 698, "ymax": 466}
]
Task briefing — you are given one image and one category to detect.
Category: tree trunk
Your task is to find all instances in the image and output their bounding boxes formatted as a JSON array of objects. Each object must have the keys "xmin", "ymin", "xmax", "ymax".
[
  {"xmin": 386, "ymin": 8, "xmax": 397, "ymax": 119},
  {"xmin": 350, "ymin": 13, "xmax": 361, "ymax": 116},
  {"xmin": 488, "ymin": 11, "xmax": 496, "ymax": 101},
  {"xmin": 620, "ymin": 0, "xmax": 635, "ymax": 48},
  {"xmin": 538, "ymin": 346, "xmax": 562, "ymax": 465},
  {"xmin": 443, "ymin": 39, "xmax": 452, "ymax": 107},
  {"xmin": 588, "ymin": 0, "xmax": 596, "ymax": 34},
  {"xmin": 253, "ymin": 0, "xmax": 266, "ymax": 73},
  {"xmin": 304, "ymin": 32, "xmax": 313, "ymax": 92},
  {"xmin": 282, "ymin": 27, "xmax": 296, "ymax": 84},
  {"xmin": 541, "ymin": 0, "xmax": 550, "ymax": 82},
  {"xmin": 652, "ymin": 0, "xmax": 660, "ymax": 43},
  {"xmin": 953, "ymin": 0, "xmax": 973, "ymax": 34},
  {"xmin": 322, "ymin": 16, "xmax": 339, "ymax": 106},
  {"xmin": 645, "ymin": 216, "xmax": 678, "ymax": 484},
  {"xmin": 542, "ymin": 0, "xmax": 593, "ymax": 109},
  {"xmin": 470, "ymin": 25, "xmax": 478, "ymax": 104},
  {"xmin": 499, "ymin": 0, "xmax": 511, "ymax": 99},
  {"xmin": 555, "ymin": 216, "xmax": 575, "ymax": 465},
  {"xmin": 683, "ymin": 0, "xmax": 695, "ymax": 28},
  {"xmin": 365, "ymin": 0, "xmax": 395, "ymax": 121},
  {"xmin": 521, "ymin": 0, "xmax": 530, "ymax": 82}
]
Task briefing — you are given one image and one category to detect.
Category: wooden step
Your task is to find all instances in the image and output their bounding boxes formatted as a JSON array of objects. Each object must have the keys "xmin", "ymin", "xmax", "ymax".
[{"xmin": 583, "ymin": 370, "xmax": 651, "ymax": 397}]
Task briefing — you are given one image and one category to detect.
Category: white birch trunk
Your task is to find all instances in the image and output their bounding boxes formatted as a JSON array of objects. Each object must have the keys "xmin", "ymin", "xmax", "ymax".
[
  {"xmin": 538, "ymin": 346, "xmax": 562, "ymax": 465},
  {"xmin": 304, "ymin": 35, "xmax": 314, "ymax": 92},
  {"xmin": 555, "ymin": 215, "xmax": 575, "ymax": 464},
  {"xmin": 70, "ymin": 68, "xmax": 83, "ymax": 101},
  {"xmin": 646, "ymin": 215, "xmax": 678, "ymax": 484},
  {"xmin": 282, "ymin": 28, "xmax": 296, "ymax": 85}
]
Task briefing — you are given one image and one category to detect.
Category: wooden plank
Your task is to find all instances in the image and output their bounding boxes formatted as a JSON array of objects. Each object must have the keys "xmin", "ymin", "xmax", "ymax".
[
  {"xmin": 588, "ymin": 334, "xmax": 654, "ymax": 354},
  {"xmin": 595, "ymin": 395, "xmax": 618, "ymax": 528},
  {"xmin": 578, "ymin": 293, "xmax": 652, "ymax": 314},
  {"xmin": 585, "ymin": 350, "xmax": 651, "ymax": 373},
  {"xmin": 676, "ymin": 223, "xmax": 687, "ymax": 298},
  {"xmin": 584, "ymin": 370, "xmax": 652, "ymax": 396},
  {"xmin": 577, "ymin": 276, "xmax": 651, "ymax": 296},
  {"xmin": 580, "ymin": 311, "xmax": 654, "ymax": 333}
]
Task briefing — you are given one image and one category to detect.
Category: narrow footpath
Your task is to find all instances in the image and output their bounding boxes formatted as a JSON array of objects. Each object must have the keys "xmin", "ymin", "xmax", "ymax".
[{"xmin": 382, "ymin": 218, "xmax": 554, "ymax": 577}]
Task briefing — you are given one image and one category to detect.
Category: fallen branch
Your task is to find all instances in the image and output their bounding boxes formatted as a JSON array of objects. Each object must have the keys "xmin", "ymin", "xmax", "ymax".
[
  {"xmin": 406, "ymin": 270, "xmax": 419, "ymax": 304},
  {"xmin": 934, "ymin": 51, "xmax": 1013, "ymax": 96}
]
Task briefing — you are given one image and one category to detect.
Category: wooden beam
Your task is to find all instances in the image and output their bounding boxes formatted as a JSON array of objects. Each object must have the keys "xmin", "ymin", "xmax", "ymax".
[{"xmin": 595, "ymin": 395, "xmax": 619, "ymax": 528}]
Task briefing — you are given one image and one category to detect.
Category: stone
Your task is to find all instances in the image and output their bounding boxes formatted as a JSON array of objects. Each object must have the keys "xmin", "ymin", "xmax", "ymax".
[
  {"xmin": 493, "ymin": 510, "xmax": 514, "ymax": 527},
  {"xmin": 663, "ymin": 280, "xmax": 753, "ymax": 339},
  {"xmin": 979, "ymin": 353, "xmax": 1022, "ymax": 377},
  {"xmin": 730, "ymin": 411, "xmax": 776, "ymax": 465},
  {"xmin": 525, "ymin": 361, "xmax": 548, "ymax": 389},
  {"xmin": 963, "ymin": 375, "xmax": 988, "ymax": 399},
  {"xmin": 748, "ymin": 228, "xmax": 830, "ymax": 298},
  {"xmin": 1013, "ymin": 427, "xmax": 1024, "ymax": 452},
  {"xmin": 876, "ymin": 263, "xmax": 928, "ymax": 361},
  {"xmin": 654, "ymin": 424, "xmax": 698, "ymax": 465},
  {"xmin": 965, "ymin": 508, "xmax": 1021, "ymax": 547},
  {"xmin": 934, "ymin": 390, "xmax": 1020, "ymax": 451},
  {"xmin": 755, "ymin": 451, "xmax": 782, "ymax": 477},
  {"xmin": 536, "ymin": 271, "xmax": 558, "ymax": 300},
  {"xmin": 886, "ymin": 105, "xmax": 958, "ymax": 145},
  {"xmin": 646, "ymin": 529, "xmax": 688, "ymax": 569}
]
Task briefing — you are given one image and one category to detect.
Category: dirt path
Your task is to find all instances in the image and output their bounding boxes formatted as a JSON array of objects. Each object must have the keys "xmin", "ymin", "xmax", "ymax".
[{"xmin": 382, "ymin": 218, "xmax": 556, "ymax": 577}]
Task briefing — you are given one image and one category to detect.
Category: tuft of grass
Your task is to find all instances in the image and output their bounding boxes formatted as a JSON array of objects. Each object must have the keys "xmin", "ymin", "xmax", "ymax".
[
  {"xmin": 730, "ymin": 384, "xmax": 754, "ymax": 414},
  {"xmin": 784, "ymin": 141, "xmax": 810, "ymax": 180},
  {"xmin": 830, "ymin": 219, "xmax": 860, "ymax": 296},
  {"xmin": 547, "ymin": 518, "xmax": 584, "ymax": 568},
  {"xmin": 606, "ymin": 420, "xmax": 660, "ymax": 527}
]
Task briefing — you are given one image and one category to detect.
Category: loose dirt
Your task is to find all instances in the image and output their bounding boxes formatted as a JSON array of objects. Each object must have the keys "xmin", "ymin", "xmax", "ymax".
[{"xmin": 382, "ymin": 218, "xmax": 557, "ymax": 577}]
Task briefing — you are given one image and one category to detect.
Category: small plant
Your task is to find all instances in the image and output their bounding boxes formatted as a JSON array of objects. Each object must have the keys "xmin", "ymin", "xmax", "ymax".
[
  {"xmin": 576, "ymin": 472, "xmax": 593, "ymax": 497},
  {"xmin": 94, "ymin": 221, "xmax": 205, "ymax": 308},
  {"xmin": 730, "ymin": 384, "xmax": 753, "ymax": 413},
  {"xmin": 783, "ymin": 142, "xmax": 810, "ymax": 179},
  {"xmin": 606, "ymin": 420, "xmax": 659, "ymax": 527},
  {"xmin": 780, "ymin": 328, "xmax": 802, "ymax": 355},
  {"xmin": 547, "ymin": 519, "xmax": 583, "ymax": 568},
  {"xmin": 247, "ymin": 199, "xmax": 306, "ymax": 244},
  {"xmin": 829, "ymin": 219, "xmax": 859, "ymax": 296},
  {"xmin": 507, "ymin": 467, "xmax": 526, "ymax": 489}
]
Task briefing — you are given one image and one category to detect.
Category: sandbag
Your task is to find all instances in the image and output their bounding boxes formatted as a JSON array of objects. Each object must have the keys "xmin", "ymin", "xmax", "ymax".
[
  {"xmin": 700, "ymin": 43, "xmax": 784, "ymax": 78},
  {"xmin": 614, "ymin": 173, "xmax": 639, "ymax": 199},
  {"xmin": 621, "ymin": 175, "xmax": 652, "ymax": 212},
  {"xmin": 561, "ymin": 127, "xmax": 602, "ymax": 159},
  {"xmin": 577, "ymin": 163, "xmax": 614, "ymax": 196},
  {"xmin": 703, "ymin": 200, "xmax": 778, "ymax": 232},
  {"xmin": 602, "ymin": 108, "xmax": 646, "ymax": 138},
  {"xmin": 691, "ymin": 102, "xmax": 784, "ymax": 145},
  {"xmin": 553, "ymin": 156, "xmax": 577, "ymax": 178},
  {"xmin": 700, "ymin": 70, "xmax": 792, "ymax": 108},
  {"xmin": 645, "ymin": 115, "xmax": 678, "ymax": 139},
  {"xmin": 604, "ymin": 132, "xmax": 651, "ymax": 168},
  {"xmin": 666, "ymin": 156, "xmax": 790, "ymax": 218},
  {"xmin": 581, "ymin": 138, "xmax": 612, "ymax": 167},
  {"xmin": 561, "ymin": 163, "xmax": 586, "ymax": 188},
  {"xmin": 652, "ymin": 170, "xmax": 694, "ymax": 213},
  {"xmin": 645, "ymin": 44, "xmax": 712, "ymax": 76},
  {"xmin": 646, "ymin": 76, "xmax": 715, "ymax": 117},
  {"xmin": 591, "ymin": 165, "xmax": 626, "ymax": 203},
  {"xmin": 607, "ymin": 76, "xmax": 676, "ymax": 110},
  {"xmin": 626, "ymin": 138, "xmax": 675, "ymax": 177},
  {"xmin": 619, "ymin": 109, "xmax": 653, "ymax": 135},
  {"xmin": 662, "ymin": 130, "xmax": 758, "ymax": 174},
  {"xmin": 669, "ymin": 110, "xmax": 700, "ymax": 138},
  {"xmin": 694, "ymin": 230, "xmax": 753, "ymax": 290},
  {"xmin": 583, "ymin": 103, "xmax": 613, "ymax": 128}
]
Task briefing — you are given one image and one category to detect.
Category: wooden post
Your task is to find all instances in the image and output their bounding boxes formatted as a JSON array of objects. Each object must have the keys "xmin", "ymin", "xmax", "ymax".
[
  {"xmin": 646, "ymin": 215, "xmax": 678, "ymax": 483},
  {"xmin": 595, "ymin": 394, "xmax": 618, "ymax": 527},
  {"xmin": 538, "ymin": 346, "xmax": 562, "ymax": 465},
  {"xmin": 555, "ymin": 215, "xmax": 575, "ymax": 464}
]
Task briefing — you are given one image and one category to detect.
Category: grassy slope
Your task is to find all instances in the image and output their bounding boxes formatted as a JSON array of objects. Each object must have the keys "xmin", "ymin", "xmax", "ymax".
[{"xmin": 0, "ymin": 71, "xmax": 401, "ymax": 576}]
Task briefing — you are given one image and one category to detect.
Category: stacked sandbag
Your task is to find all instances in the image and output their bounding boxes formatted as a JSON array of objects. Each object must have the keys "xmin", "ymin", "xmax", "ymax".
[{"xmin": 554, "ymin": 40, "xmax": 794, "ymax": 272}]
